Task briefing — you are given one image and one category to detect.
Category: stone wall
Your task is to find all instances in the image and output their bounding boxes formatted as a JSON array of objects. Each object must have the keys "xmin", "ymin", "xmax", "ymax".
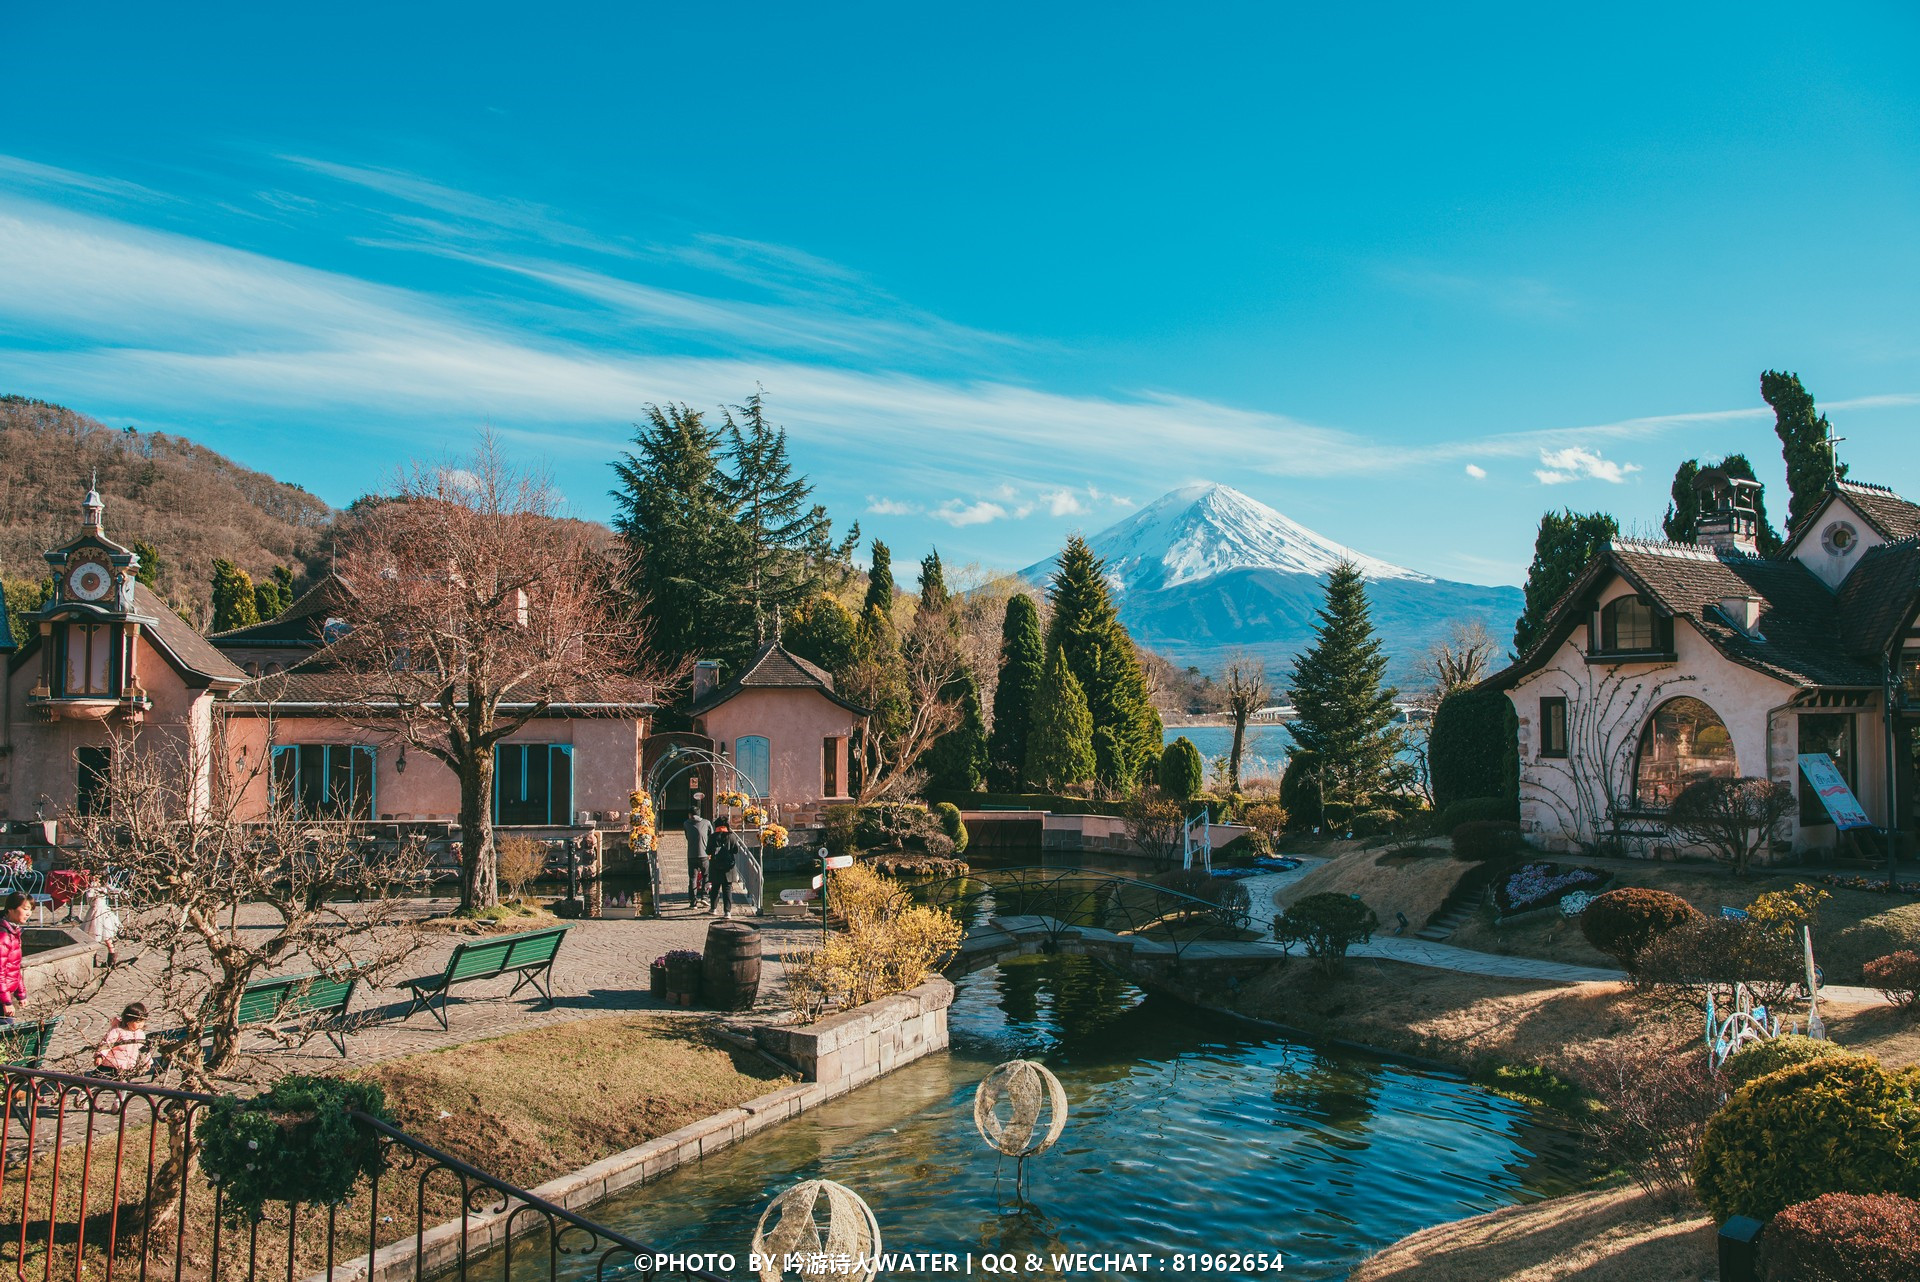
[{"xmin": 751, "ymin": 976, "xmax": 953, "ymax": 1084}]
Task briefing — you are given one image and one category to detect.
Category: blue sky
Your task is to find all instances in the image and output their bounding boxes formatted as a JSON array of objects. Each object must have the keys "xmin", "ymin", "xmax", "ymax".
[{"xmin": 3, "ymin": 3, "xmax": 1919, "ymax": 584}]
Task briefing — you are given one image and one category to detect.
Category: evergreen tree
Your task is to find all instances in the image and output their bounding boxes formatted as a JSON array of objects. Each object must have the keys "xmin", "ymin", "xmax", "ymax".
[
  {"xmin": 1092, "ymin": 726, "xmax": 1126, "ymax": 789},
  {"xmin": 252, "ymin": 565, "xmax": 296, "ymax": 621},
  {"xmin": 1042, "ymin": 535, "xmax": 1162, "ymax": 784},
  {"xmin": 3, "ymin": 576, "xmax": 53, "ymax": 653},
  {"xmin": 1026, "ymin": 647, "xmax": 1095, "ymax": 789},
  {"xmin": 131, "ymin": 540, "xmax": 165, "ymax": 590},
  {"xmin": 719, "ymin": 392, "xmax": 857, "ymax": 646},
  {"xmin": 987, "ymin": 594, "xmax": 1045, "ymax": 790},
  {"xmin": 925, "ymin": 667, "xmax": 988, "ymax": 793},
  {"xmin": 1513, "ymin": 510, "xmax": 1619, "ymax": 654},
  {"xmin": 844, "ymin": 603, "xmax": 910, "ymax": 740},
  {"xmin": 1158, "ymin": 736, "xmax": 1204, "ymax": 800},
  {"xmin": 611, "ymin": 403, "xmax": 749, "ymax": 669},
  {"xmin": 1288, "ymin": 561, "xmax": 1402, "ymax": 806},
  {"xmin": 917, "ymin": 549, "xmax": 950, "ymax": 621},
  {"xmin": 210, "ymin": 559, "xmax": 259, "ymax": 633},
  {"xmin": 785, "ymin": 594, "xmax": 860, "ymax": 675},
  {"xmin": 863, "ymin": 540, "xmax": 896, "ymax": 617},
  {"xmin": 1762, "ymin": 369, "xmax": 1847, "ymax": 536}
]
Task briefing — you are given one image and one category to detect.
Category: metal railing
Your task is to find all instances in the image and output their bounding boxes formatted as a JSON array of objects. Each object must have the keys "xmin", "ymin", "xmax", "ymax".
[
  {"xmin": 0, "ymin": 1065, "xmax": 722, "ymax": 1282},
  {"xmin": 911, "ymin": 865, "xmax": 1256, "ymax": 960}
]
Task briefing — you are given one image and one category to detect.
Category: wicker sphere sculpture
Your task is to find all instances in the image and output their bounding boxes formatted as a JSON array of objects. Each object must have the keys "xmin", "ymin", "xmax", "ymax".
[
  {"xmin": 974, "ymin": 1059, "xmax": 1069, "ymax": 1158},
  {"xmin": 750, "ymin": 1179, "xmax": 882, "ymax": 1282}
]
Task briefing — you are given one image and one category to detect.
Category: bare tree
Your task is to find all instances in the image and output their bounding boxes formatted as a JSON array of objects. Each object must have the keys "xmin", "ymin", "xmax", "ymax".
[
  {"xmin": 324, "ymin": 434, "xmax": 676, "ymax": 910},
  {"xmin": 66, "ymin": 728, "xmax": 430, "ymax": 1090},
  {"xmin": 1414, "ymin": 619, "xmax": 1499, "ymax": 707},
  {"xmin": 1665, "ymin": 777, "xmax": 1795, "ymax": 876},
  {"xmin": 851, "ymin": 613, "xmax": 965, "ymax": 800},
  {"xmin": 1222, "ymin": 653, "xmax": 1268, "ymax": 796}
]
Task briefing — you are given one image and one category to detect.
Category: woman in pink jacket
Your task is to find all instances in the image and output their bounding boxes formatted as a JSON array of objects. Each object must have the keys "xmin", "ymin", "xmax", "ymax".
[{"xmin": 0, "ymin": 892, "xmax": 29, "ymax": 1020}]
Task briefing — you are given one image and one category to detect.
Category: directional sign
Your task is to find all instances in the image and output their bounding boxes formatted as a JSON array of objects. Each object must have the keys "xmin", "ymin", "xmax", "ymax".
[
  {"xmin": 811, "ymin": 874, "xmax": 824, "ymax": 890},
  {"xmin": 1798, "ymin": 753, "xmax": 1874, "ymax": 830},
  {"xmin": 822, "ymin": 854, "xmax": 855, "ymax": 870}
]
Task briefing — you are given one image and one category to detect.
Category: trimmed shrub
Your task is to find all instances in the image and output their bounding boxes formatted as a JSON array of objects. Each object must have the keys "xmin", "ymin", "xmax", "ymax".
[
  {"xmin": 1275, "ymin": 892, "xmax": 1378, "ymax": 974},
  {"xmin": 1692, "ymin": 1054, "xmax": 1920, "ymax": 1220},
  {"xmin": 1762, "ymin": 1192, "xmax": 1920, "ymax": 1282},
  {"xmin": 1242, "ymin": 801, "xmax": 1288, "ymax": 847},
  {"xmin": 1864, "ymin": 949, "xmax": 1920, "ymax": 1010},
  {"xmin": 1450, "ymin": 819, "xmax": 1522, "ymax": 862},
  {"xmin": 932, "ymin": 801, "xmax": 970, "ymax": 856},
  {"xmin": 1350, "ymin": 808, "xmax": 1401, "ymax": 839},
  {"xmin": 1634, "ymin": 917, "xmax": 1802, "ymax": 1011},
  {"xmin": 1578, "ymin": 887, "xmax": 1702, "ymax": 967},
  {"xmin": 1428, "ymin": 686, "xmax": 1518, "ymax": 812},
  {"xmin": 1723, "ymin": 1034, "xmax": 1852, "ymax": 1091},
  {"xmin": 1158, "ymin": 737, "xmax": 1205, "ymax": 800},
  {"xmin": 1436, "ymin": 795, "xmax": 1514, "ymax": 833},
  {"xmin": 1278, "ymin": 750, "xmax": 1322, "ymax": 830}
]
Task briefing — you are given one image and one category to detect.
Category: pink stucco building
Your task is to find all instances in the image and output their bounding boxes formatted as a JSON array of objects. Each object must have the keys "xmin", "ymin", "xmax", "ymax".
[{"xmin": 687, "ymin": 643, "xmax": 868, "ymax": 826}]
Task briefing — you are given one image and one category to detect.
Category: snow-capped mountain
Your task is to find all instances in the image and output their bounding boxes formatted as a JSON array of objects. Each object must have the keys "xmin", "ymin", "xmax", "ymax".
[{"xmin": 1022, "ymin": 483, "xmax": 1522, "ymax": 678}]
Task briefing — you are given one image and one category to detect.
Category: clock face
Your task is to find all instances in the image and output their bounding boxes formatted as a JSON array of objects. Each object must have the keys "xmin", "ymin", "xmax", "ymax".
[{"xmin": 68, "ymin": 559, "xmax": 113, "ymax": 602}]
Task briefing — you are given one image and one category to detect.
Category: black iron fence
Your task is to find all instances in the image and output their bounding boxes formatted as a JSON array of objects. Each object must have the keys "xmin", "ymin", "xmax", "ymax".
[{"xmin": 0, "ymin": 1065, "xmax": 722, "ymax": 1282}]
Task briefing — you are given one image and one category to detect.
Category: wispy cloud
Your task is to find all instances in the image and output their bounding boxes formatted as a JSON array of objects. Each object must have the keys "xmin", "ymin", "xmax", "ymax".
[
  {"xmin": 866, "ymin": 496, "xmax": 921, "ymax": 516},
  {"xmin": 1464, "ymin": 463, "xmax": 1488, "ymax": 479},
  {"xmin": 1534, "ymin": 446, "xmax": 1641, "ymax": 485},
  {"xmin": 932, "ymin": 499, "xmax": 1009, "ymax": 527}
]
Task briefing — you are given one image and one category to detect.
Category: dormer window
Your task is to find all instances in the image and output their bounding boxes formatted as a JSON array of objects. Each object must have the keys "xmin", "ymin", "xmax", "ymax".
[{"xmin": 1590, "ymin": 596, "xmax": 1671, "ymax": 658}]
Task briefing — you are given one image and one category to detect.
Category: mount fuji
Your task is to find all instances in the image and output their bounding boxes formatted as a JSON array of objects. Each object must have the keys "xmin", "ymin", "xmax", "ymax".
[{"xmin": 1020, "ymin": 484, "xmax": 1522, "ymax": 679}]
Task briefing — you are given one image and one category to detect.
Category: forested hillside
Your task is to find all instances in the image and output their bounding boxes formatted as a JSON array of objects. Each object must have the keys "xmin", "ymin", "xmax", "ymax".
[{"xmin": 0, "ymin": 396, "xmax": 333, "ymax": 629}]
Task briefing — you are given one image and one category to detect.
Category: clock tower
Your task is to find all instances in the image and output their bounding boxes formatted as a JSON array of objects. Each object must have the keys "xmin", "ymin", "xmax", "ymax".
[{"xmin": 28, "ymin": 483, "xmax": 146, "ymax": 718}]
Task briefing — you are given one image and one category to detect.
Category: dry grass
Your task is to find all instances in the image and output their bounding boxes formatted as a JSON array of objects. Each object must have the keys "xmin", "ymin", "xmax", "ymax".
[
  {"xmin": 1826, "ymin": 997, "xmax": 1920, "ymax": 1070},
  {"xmin": 361, "ymin": 1015, "xmax": 792, "ymax": 1187},
  {"xmin": 1350, "ymin": 1184, "xmax": 1715, "ymax": 1282},
  {"xmin": 1274, "ymin": 847, "xmax": 1470, "ymax": 930}
]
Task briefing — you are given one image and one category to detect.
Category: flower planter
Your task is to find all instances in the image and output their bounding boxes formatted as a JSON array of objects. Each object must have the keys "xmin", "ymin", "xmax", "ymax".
[
  {"xmin": 649, "ymin": 959, "xmax": 667, "ymax": 998},
  {"xmin": 662, "ymin": 954, "xmax": 703, "ymax": 1008}
]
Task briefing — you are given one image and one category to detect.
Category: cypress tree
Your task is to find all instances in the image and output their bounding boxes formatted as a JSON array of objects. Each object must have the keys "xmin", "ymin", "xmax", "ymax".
[
  {"xmin": 611, "ymin": 403, "xmax": 749, "ymax": 669},
  {"xmin": 917, "ymin": 549, "xmax": 950, "ymax": 620},
  {"xmin": 210, "ymin": 560, "xmax": 259, "ymax": 632},
  {"xmin": 1092, "ymin": 726, "xmax": 1126, "ymax": 788},
  {"xmin": 846, "ymin": 603, "xmax": 909, "ymax": 740},
  {"xmin": 1663, "ymin": 459, "xmax": 1701, "ymax": 542},
  {"xmin": 1288, "ymin": 561, "xmax": 1402, "ymax": 807},
  {"xmin": 864, "ymin": 541, "xmax": 895, "ymax": 617},
  {"xmin": 1158, "ymin": 736, "xmax": 1204, "ymax": 800},
  {"xmin": 1762, "ymin": 370, "xmax": 1847, "ymax": 535},
  {"xmin": 1042, "ymin": 535, "xmax": 1162, "ymax": 784},
  {"xmin": 1512, "ymin": 510, "xmax": 1619, "ymax": 654},
  {"xmin": 987, "ymin": 594, "xmax": 1044, "ymax": 790},
  {"xmin": 926, "ymin": 667, "xmax": 988, "ymax": 793},
  {"xmin": 785, "ymin": 594, "xmax": 859, "ymax": 676},
  {"xmin": 1026, "ymin": 648, "xmax": 1095, "ymax": 790}
]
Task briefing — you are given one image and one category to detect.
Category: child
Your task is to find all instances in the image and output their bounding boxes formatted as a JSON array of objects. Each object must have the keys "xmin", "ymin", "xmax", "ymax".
[
  {"xmin": 93, "ymin": 1002, "xmax": 150, "ymax": 1080},
  {"xmin": 81, "ymin": 885, "xmax": 120, "ymax": 967}
]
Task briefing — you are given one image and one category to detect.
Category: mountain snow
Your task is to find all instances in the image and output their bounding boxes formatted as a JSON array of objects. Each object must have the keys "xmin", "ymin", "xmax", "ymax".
[{"xmin": 1025, "ymin": 483, "xmax": 1434, "ymax": 593}]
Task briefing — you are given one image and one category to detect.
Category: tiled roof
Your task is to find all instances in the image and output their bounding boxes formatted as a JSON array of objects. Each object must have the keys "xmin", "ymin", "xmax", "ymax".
[
  {"xmin": 226, "ymin": 668, "xmax": 656, "ymax": 712},
  {"xmin": 1836, "ymin": 536, "xmax": 1920, "ymax": 659},
  {"xmin": 689, "ymin": 642, "xmax": 870, "ymax": 716},
  {"xmin": 131, "ymin": 584, "xmax": 249, "ymax": 685},
  {"xmin": 1834, "ymin": 480, "xmax": 1920, "ymax": 543},
  {"xmin": 210, "ymin": 573, "xmax": 355, "ymax": 646}
]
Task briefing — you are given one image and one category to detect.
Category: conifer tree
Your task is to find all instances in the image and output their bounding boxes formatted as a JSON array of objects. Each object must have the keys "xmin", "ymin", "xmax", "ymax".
[
  {"xmin": 1288, "ymin": 561, "xmax": 1402, "ymax": 807},
  {"xmin": 845, "ymin": 603, "xmax": 910, "ymax": 740},
  {"xmin": 210, "ymin": 559, "xmax": 259, "ymax": 633},
  {"xmin": 917, "ymin": 549, "xmax": 950, "ymax": 620},
  {"xmin": 863, "ymin": 540, "xmax": 896, "ymax": 617},
  {"xmin": 131, "ymin": 540, "xmax": 165, "ymax": 590},
  {"xmin": 1158, "ymin": 736, "xmax": 1204, "ymax": 800},
  {"xmin": 611, "ymin": 403, "xmax": 749, "ymax": 669},
  {"xmin": 1513, "ymin": 510, "xmax": 1619, "ymax": 654},
  {"xmin": 720, "ymin": 392, "xmax": 857, "ymax": 646},
  {"xmin": 1762, "ymin": 370, "xmax": 1847, "ymax": 535},
  {"xmin": 1026, "ymin": 647, "xmax": 1095, "ymax": 789},
  {"xmin": 785, "ymin": 594, "xmax": 860, "ymax": 675},
  {"xmin": 1042, "ymin": 535, "xmax": 1162, "ymax": 784},
  {"xmin": 987, "ymin": 594, "xmax": 1045, "ymax": 790},
  {"xmin": 926, "ymin": 667, "xmax": 988, "ymax": 793}
]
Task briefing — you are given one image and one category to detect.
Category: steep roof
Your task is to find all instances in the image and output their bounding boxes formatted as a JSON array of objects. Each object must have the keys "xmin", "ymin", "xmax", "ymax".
[
  {"xmin": 209, "ymin": 573, "xmax": 356, "ymax": 647},
  {"xmin": 1783, "ymin": 480, "xmax": 1920, "ymax": 555},
  {"xmin": 1488, "ymin": 537, "xmax": 1878, "ymax": 691},
  {"xmin": 131, "ymin": 583, "xmax": 250, "ymax": 686},
  {"xmin": 225, "ymin": 668, "xmax": 657, "ymax": 712},
  {"xmin": 1836, "ymin": 535, "xmax": 1920, "ymax": 659},
  {"xmin": 689, "ymin": 642, "xmax": 870, "ymax": 716}
]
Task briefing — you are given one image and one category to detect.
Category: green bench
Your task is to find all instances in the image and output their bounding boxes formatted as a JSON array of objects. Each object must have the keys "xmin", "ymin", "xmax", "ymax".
[
  {"xmin": 152, "ymin": 971, "xmax": 361, "ymax": 1069},
  {"xmin": 402, "ymin": 926, "xmax": 571, "ymax": 1029},
  {"xmin": 0, "ymin": 1017, "xmax": 61, "ymax": 1071}
]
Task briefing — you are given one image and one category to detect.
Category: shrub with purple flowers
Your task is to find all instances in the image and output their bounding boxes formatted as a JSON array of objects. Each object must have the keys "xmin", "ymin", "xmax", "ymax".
[{"xmin": 1494, "ymin": 862, "xmax": 1611, "ymax": 916}]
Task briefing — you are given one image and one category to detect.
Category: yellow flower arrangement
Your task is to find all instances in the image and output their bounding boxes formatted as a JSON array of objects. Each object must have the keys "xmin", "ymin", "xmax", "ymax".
[
  {"xmin": 760, "ymin": 822, "xmax": 789, "ymax": 849},
  {"xmin": 718, "ymin": 789, "xmax": 750, "ymax": 808},
  {"xmin": 744, "ymin": 805, "xmax": 769, "ymax": 827}
]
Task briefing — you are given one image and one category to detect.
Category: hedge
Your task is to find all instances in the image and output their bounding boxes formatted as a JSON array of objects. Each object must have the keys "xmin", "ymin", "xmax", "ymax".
[
  {"xmin": 1429, "ymin": 686, "xmax": 1519, "ymax": 813},
  {"xmin": 920, "ymin": 790, "xmax": 1130, "ymax": 817},
  {"xmin": 1722, "ymin": 1034, "xmax": 1852, "ymax": 1091},
  {"xmin": 1578, "ymin": 886, "xmax": 1701, "ymax": 968},
  {"xmin": 1438, "ymin": 795, "xmax": 1515, "ymax": 833},
  {"xmin": 1762, "ymin": 1193, "xmax": 1920, "ymax": 1282}
]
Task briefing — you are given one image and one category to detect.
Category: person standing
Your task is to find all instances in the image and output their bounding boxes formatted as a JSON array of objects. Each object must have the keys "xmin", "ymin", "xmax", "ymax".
[
  {"xmin": 707, "ymin": 819, "xmax": 744, "ymax": 918},
  {"xmin": 0, "ymin": 892, "xmax": 29, "ymax": 1023},
  {"xmin": 683, "ymin": 810, "xmax": 713, "ymax": 910}
]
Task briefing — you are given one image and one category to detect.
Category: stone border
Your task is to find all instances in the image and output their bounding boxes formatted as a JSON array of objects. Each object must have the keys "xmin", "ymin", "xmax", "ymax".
[{"xmin": 305, "ymin": 978, "xmax": 955, "ymax": 1282}]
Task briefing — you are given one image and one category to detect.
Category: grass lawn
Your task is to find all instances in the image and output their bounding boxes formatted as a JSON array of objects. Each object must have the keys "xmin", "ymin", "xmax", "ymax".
[
  {"xmin": 359, "ymin": 1015, "xmax": 794, "ymax": 1187},
  {"xmin": 1350, "ymin": 1184, "xmax": 1715, "ymax": 1282},
  {"xmin": 1441, "ymin": 862, "xmax": 1920, "ymax": 981}
]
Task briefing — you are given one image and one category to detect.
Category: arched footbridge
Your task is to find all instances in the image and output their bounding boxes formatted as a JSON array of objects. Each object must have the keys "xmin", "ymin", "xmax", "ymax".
[{"xmin": 908, "ymin": 865, "xmax": 1293, "ymax": 985}]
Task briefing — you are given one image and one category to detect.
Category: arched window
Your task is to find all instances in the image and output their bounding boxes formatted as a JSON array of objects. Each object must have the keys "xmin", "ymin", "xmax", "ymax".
[
  {"xmin": 735, "ymin": 735, "xmax": 771, "ymax": 798},
  {"xmin": 1634, "ymin": 697, "xmax": 1737, "ymax": 809},
  {"xmin": 1597, "ymin": 595, "xmax": 1661, "ymax": 653}
]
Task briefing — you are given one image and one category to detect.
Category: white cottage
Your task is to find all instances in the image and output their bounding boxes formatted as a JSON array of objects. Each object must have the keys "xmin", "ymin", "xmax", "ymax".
[{"xmin": 1487, "ymin": 471, "xmax": 1920, "ymax": 858}]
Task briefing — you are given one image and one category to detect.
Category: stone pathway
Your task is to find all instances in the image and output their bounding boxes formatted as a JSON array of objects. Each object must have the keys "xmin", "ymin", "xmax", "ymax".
[{"xmin": 1351, "ymin": 936, "xmax": 1625, "ymax": 983}]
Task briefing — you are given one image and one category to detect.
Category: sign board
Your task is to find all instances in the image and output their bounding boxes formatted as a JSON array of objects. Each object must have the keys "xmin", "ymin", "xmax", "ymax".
[
  {"xmin": 822, "ymin": 854, "xmax": 854, "ymax": 870},
  {"xmin": 811, "ymin": 874, "xmax": 824, "ymax": 890},
  {"xmin": 1797, "ymin": 753, "xmax": 1874, "ymax": 831},
  {"xmin": 1719, "ymin": 906, "xmax": 1749, "ymax": 921}
]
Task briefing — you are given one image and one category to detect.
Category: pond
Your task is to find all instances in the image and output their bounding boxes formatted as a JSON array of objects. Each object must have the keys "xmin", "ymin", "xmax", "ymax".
[{"xmin": 516, "ymin": 956, "xmax": 1586, "ymax": 1282}]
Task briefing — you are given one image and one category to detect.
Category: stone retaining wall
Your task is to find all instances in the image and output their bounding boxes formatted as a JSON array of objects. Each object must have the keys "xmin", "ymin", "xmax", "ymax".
[{"xmin": 751, "ymin": 977, "xmax": 952, "ymax": 1085}]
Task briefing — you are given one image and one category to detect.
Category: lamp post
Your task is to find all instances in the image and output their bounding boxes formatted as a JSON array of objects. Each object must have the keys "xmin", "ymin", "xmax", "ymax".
[{"xmin": 1884, "ymin": 654, "xmax": 1903, "ymax": 890}]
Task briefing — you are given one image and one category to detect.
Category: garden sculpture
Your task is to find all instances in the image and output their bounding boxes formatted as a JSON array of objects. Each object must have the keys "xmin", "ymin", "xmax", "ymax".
[{"xmin": 750, "ymin": 1179, "xmax": 881, "ymax": 1282}]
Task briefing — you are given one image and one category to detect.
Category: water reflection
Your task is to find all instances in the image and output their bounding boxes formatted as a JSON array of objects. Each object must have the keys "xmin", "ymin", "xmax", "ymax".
[{"xmin": 518, "ymin": 957, "xmax": 1587, "ymax": 1282}]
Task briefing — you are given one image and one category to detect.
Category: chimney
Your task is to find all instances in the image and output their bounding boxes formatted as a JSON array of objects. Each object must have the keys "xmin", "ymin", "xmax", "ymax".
[
  {"xmin": 1718, "ymin": 595, "xmax": 1763, "ymax": 638},
  {"xmin": 691, "ymin": 660, "xmax": 720, "ymax": 702},
  {"xmin": 1692, "ymin": 467, "xmax": 1763, "ymax": 556}
]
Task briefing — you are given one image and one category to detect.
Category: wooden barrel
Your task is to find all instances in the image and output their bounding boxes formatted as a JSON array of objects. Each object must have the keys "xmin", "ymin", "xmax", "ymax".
[{"xmin": 702, "ymin": 921, "xmax": 762, "ymax": 1011}]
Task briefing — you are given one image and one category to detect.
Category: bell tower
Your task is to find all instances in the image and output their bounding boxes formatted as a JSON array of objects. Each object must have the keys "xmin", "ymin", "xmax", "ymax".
[{"xmin": 1692, "ymin": 467, "xmax": 1764, "ymax": 557}]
